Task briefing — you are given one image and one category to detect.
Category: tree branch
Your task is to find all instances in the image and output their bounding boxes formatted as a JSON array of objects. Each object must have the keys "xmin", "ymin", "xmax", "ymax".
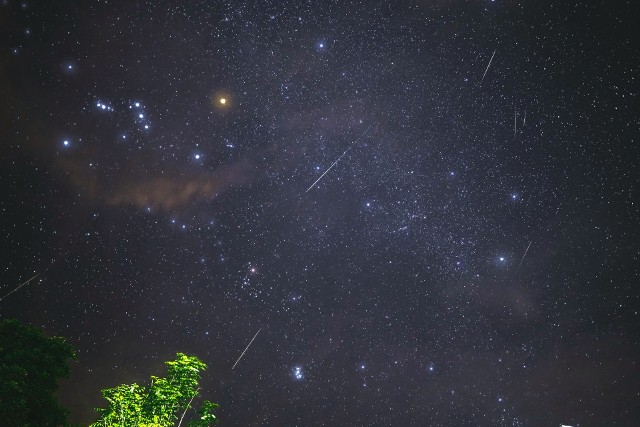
[{"xmin": 177, "ymin": 388, "xmax": 200, "ymax": 427}]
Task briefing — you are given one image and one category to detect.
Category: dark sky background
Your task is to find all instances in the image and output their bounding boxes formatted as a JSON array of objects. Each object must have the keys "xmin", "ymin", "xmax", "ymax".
[{"xmin": 1, "ymin": 0, "xmax": 638, "ymax": 425}]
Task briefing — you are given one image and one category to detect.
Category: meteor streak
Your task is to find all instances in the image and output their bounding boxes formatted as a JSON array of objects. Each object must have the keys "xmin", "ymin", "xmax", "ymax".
[
  {"xmin": 305, "ymin": 147, "xmax": 352, "ymax": 193},
  {"xmin": 513, "ymin": 241, "xmax": 532, "ymax": 277},
  {"xmin": 232, "ymin": 328, "xmax": 262, "ymax": 369},
  {"xmin": 0, "ymin": 273, "xmax": 40, "ymax": 302},
  {"xmin": 305, "ymin": 125, "xmax": 372, "ymax": 193},
  {"xmin": 480, "ymin": 49, "xmax": 496, "ymax": 86}
]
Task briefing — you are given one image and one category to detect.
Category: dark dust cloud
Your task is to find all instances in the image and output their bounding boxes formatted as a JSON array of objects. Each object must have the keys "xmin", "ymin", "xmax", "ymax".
[{"xmin": 1, "ymin": 0, "xmax": 638, "ymax": 425}]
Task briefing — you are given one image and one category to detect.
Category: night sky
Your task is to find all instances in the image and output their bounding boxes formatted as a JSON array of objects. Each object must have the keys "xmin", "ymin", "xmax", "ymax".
[{"xmin": 1, "ymin": 0, "xmax": 638, "ymax": 426}]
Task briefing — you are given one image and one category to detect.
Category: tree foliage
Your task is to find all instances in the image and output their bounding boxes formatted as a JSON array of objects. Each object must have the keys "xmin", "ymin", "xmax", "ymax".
[
  {"xmin": 0, "ymin": 318, "xmax": 77, "ymax": 427},
  {"xmin": 90, "ymin": 353, "xmax": 218, "ymax": 427}
]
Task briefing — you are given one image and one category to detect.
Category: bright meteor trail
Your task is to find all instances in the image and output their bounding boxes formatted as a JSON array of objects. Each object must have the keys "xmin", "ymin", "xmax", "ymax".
[
  {"xmin": 0, "ymin": 273, "xmax": 40, "ymax": 302},
  {"xmin": 305, "ymin": 147, "xmax": 352, "ymax": 193},
  {"xmin": 232, "ymin": 328, "xmax": 262, "ymax": 370},
  {"xmin": 305, "ymin": 125, "xmax": 372, "ymax": 194}
]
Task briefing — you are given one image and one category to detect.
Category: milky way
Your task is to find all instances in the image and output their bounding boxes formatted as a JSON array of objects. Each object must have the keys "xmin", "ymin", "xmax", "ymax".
[{"xmin": 1, "ymin": 1, "xmax": 638, "ymax": 425}]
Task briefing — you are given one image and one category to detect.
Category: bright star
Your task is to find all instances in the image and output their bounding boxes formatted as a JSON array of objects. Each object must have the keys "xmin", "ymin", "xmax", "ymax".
[{"xmin": 219, "ymin": 98, "xmax": 226, "ymax": 105}]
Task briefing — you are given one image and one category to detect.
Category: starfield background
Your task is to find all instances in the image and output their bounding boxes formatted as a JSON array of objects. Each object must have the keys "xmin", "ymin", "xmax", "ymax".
[{"xmin": 1, "ymin": 0, "xmax": 638, "ymax": 425}]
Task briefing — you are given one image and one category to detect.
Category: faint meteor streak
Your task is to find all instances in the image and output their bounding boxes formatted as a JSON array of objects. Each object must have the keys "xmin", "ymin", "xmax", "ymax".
[
  {"xmin": 480, "ymin": 49, "xmax": 496, "ymax": 86},
  {"xmin": 232, "ymin": 328, "xmax": 262, "ymax": 369},
  {"xmin": 305, "ymin": 146, "xmax": 352, "ymax": 193},
  {"xmin": 0, "ymin": 273, "xmax": 39, "ymax": 302},
  {"xmin": 513, "ymin": 241, "xmax": 532, "ymax": 277}
]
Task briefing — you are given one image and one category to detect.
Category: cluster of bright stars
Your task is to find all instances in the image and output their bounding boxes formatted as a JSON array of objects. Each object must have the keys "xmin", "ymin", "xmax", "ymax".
[
  {"xmin": 95, "ymin": 101, "xmax": 114, "ymax": 112},
  {"xmin": 130, "ymin": 101, "xmax": 150, "ymax": 130}
]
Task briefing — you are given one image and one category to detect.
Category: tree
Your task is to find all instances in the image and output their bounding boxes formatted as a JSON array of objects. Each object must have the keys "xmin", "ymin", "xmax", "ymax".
[
  {"xmin": 0, "ymin": 318, "xmax": 77, "ymax": 427},
  {"xmin": 90, "ymin": 353, "xmax": 218, "ymax": 427}
]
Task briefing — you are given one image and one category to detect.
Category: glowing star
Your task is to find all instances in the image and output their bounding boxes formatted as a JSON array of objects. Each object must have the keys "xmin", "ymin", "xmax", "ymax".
[
  {"xmin": 219, "ymin": 97, "xmax": 227, "ymax": 105},
  {"xmin": 63, "ymin": 140, "xmax": 70, "ymax": 146},
  {"xmin": 499, "ymin": 257, "xmax": 505, "ymax": 262},
  {"xmin": 293, "ymin": 366, "xmax": 303, "ymax": 380},
  {"xmin": 194, "ymin": 154, "xmax": 201, "ymax": 160}
]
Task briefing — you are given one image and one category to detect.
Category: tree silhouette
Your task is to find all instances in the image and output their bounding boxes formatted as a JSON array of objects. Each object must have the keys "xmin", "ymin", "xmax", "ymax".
[{"xmin": 0, "ymin": 318, "xmax": 76, "ymax": 427}]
